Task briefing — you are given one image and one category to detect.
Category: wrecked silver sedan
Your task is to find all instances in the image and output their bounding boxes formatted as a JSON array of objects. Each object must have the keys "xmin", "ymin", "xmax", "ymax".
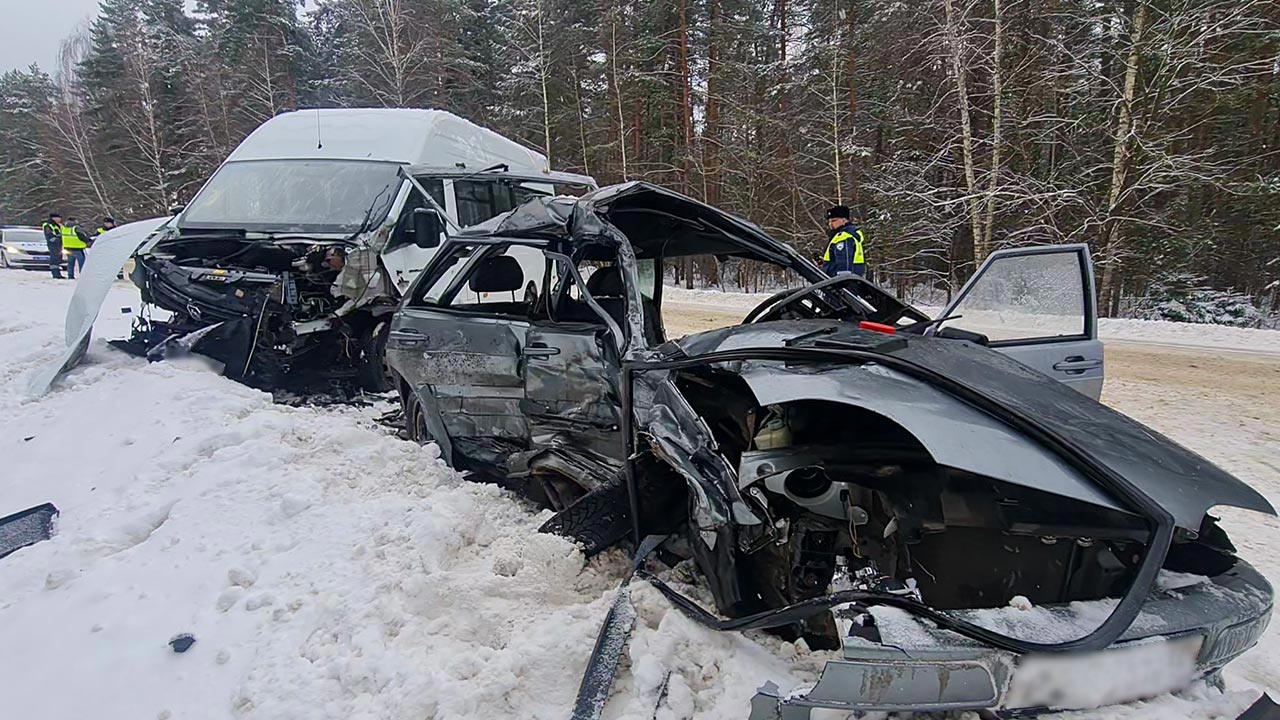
[{"xmin": 385, "ymin": 182, "xmax": 1274, "ymax": 716}]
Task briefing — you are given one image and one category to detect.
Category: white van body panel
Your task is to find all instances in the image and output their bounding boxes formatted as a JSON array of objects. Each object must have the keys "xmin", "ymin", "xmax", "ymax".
[{"xmin": 225, "ymin": 108, "xmax": 549, "ymax": 173}]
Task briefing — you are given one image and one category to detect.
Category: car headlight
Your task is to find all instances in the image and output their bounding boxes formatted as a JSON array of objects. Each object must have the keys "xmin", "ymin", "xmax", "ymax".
[{"xmin": 4, "ymin": 244, "xmax": 25, "ymax": 255}]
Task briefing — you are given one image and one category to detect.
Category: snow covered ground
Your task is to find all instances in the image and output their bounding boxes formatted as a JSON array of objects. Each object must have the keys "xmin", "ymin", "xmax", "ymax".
[
  {"xmin": 1, "ymin": 271, "xmax": 1277, "ymax": 719},
  {"xmin": 664, "ymin": 285, "xmax": 1280, "ymax": 354}
]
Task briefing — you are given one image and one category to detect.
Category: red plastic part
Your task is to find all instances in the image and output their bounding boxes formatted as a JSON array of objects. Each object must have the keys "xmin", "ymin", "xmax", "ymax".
[{"xmin": 858, "ymin": 321, "xmax": 897, "ymax": 334}]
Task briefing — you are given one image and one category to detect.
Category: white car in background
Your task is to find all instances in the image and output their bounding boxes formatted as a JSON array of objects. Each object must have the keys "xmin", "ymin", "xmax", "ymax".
[{"xmin": 1, "ymin": 227, "xmax": 52, "ymax": 270}]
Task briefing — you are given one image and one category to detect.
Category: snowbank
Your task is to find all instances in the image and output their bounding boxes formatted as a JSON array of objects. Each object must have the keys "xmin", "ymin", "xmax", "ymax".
[{"xmin": 1099, "ymin": 316, "xmax": 1280, "ymax": 354}]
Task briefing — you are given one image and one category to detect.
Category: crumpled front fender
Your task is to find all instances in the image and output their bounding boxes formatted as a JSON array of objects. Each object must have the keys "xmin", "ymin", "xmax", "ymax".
[{"xmin": 632, "ymin": 368, "xmax": 761, "ymax": 533}]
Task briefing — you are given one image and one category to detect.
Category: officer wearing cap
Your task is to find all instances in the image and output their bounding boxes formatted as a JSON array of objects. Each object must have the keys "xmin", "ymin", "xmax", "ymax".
[
  {"xmin": 822, "ymin": 205, "xmax": 866, "ymax": 277},
  {"xmin": 42, "ymin": 212, "xmax": 66, "ymax": 279}
]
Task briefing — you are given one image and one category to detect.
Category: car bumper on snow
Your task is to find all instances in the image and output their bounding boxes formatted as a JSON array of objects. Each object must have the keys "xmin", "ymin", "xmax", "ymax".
[{"xmin": 749, "ymin": 560, "xmax": 1272, "ymax": 718}]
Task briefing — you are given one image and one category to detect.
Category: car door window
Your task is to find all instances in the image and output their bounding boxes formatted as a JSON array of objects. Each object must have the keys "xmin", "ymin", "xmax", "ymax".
[
  {"xmin": 412, "ymin": 243, "xmax": 479, "ymax": 305},
  {"xmin": 455, "ymin": 179, "xmax": 517, "ymax": 227},
  {"xmin": 413, "ymin": 243, "xmax": 549, "ymax": 317},
  {"xmin": 941, "ymin": 249, "xmax": 1090, "ymax": 343}
]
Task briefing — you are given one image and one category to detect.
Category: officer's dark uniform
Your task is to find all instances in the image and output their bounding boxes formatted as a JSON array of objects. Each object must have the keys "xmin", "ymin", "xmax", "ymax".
[
  {"xmin": 42, "ymin": 214, "xmax": 65, "ymax": 279},
  {"xmin": 822, "ymin": 207, "xmax": 866, "ymax": 277}
]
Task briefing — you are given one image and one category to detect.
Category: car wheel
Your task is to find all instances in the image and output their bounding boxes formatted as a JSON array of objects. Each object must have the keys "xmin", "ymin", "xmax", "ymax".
[
  {"xmin": 405, "ymin": 395, "xmax": 434, "ymax": 446},
  {"xmin": 538, "ymin": 475, "xmax": 632, "ymax": 558},
  {"xmin": 356, "ymin": 320, "xmax": 394, "ymax": 393},
  {"xmin": 0, "ymin": 251, "xmax": 9, "ymax": 269}
]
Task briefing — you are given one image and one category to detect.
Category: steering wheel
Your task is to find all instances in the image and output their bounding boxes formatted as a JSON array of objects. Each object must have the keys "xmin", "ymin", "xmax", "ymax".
[{"xmin": 743, "ymin": 275, "xmax": 869, "ymax": 324}]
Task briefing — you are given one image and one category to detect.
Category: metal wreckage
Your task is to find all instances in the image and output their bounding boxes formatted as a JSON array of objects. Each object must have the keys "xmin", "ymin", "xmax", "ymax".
[
  {"xmin": 32, "ymin": 109, "xmax": 1275, "ymax": 716},
  {"xmin": 106, "ymin": 109, "xmax": 597, "ymax": 398},
  {"xmin": 382, "ymin": 183, "xmax": 1277, "ymax": 718}
]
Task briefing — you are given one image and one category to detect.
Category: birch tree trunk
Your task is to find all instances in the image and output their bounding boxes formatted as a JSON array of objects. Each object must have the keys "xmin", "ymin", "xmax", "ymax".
[
  {"xmin": 535, "ymin": 0, "xmax": 552, "ymax": 165},
  {"xmin": 943, "ymin": 0, "xmax": 982, "ymax": 267},
  {"xmin": 1099, "ymin": 1, "xmax": 1149, "ymax": 316},
  {"xmin": 350, "ymin": 0, "xmax": 429, "ymax": 107},
  {"xmin": 829, "ymin": 0, "xmax": 843, "ymax": 203},
  {"xmin": 704, "ymin": 0, "xmax": 721, "ymax": 206},
  {"xmin": 571, "ymin": 65, "xmax": 590, "ymax": 175},
  {"xmin": 609, "ymin": 11, "xmax": 628, "ymax": 179},
  {"xmin": 978, "ymin": 0, "xmax": 1004, "ymax": 260},
  {"xmin": 677, "ymin": 0, "xmax": 694, "ymax": 192}
]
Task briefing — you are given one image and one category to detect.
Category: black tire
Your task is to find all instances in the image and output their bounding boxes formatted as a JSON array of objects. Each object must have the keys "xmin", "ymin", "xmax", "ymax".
[
  {"xmin": 539, "ymin": 478, "xmax": 631, "ymax": 557},
  {"xmin": 405, "ymin": 395, "xmax": 434, "ymax": 445},
  {"xmin": 356, "ymin": 319, "xmax": 394, "ymax": 392}
]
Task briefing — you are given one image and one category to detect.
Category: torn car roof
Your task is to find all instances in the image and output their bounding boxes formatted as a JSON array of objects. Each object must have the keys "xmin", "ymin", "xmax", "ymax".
[{"xmin": 458, "ymin": 181, "xmax": 817, "ymax": 266}]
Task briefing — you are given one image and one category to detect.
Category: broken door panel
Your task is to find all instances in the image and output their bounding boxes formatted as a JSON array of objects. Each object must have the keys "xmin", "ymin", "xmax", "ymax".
[
  {"xmin": 522, "ymin": 323, "xmax": 625, "ymax": 471},
  {"xmin": 388, "ymin": 307, "xmax": 529, "ymax": 467}
]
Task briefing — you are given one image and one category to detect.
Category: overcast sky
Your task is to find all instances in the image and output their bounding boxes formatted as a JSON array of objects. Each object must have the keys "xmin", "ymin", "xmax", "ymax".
[
  {"xmin": 0, "ymin": 0, "xmax": 102, "ymax": 74},
  {"xmin": 1, "ymin": 1, "xmax": 314, "ymax": 75}
]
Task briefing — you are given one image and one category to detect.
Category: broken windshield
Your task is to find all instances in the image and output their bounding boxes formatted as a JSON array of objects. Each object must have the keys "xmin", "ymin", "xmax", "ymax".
[{"xmin": 179, "ymin": 159, "xmax": 402, "ymax": 233}]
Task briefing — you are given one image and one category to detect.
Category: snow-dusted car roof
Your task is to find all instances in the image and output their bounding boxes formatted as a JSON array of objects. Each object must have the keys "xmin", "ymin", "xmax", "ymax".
[
  {"xmin": 225, "ymin": 108, "xmax": 549, "ymax": 174},
  {"xmin": 2, "ymin": 227, "xmax": 44, "ymax": 242}
]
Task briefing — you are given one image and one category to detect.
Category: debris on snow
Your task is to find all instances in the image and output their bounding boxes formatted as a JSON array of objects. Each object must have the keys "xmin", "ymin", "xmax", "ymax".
[
  {"xmin": 0, "ymin": 502, "xmax": 59, "ymax": 560},
  {"xmin": 168, "ymin": 634, "xmax": 196, "ymax": 653}
]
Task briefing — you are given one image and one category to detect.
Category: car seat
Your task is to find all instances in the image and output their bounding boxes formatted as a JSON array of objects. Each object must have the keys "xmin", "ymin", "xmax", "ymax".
[{"xmin": 583, "ymin": 265, "xmax": 665, "ymax": 345}]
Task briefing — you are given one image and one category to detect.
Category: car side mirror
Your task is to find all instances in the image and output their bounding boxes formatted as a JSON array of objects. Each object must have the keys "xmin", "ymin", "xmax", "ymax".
[{"xmin": 412, "ymin": 208, "xmax": 443, "ymax": 249}]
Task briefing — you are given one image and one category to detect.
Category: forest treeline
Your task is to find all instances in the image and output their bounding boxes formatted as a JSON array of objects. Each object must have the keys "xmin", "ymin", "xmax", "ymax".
[{"xmin": 1, "ymin": 0, "xmax": 1277, "ymax": 316}]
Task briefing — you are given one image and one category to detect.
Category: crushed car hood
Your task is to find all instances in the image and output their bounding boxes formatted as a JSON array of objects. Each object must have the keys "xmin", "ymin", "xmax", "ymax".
[{"xmin": 672, "ymin": 320, "xmax": 1276, "ymax": 531}]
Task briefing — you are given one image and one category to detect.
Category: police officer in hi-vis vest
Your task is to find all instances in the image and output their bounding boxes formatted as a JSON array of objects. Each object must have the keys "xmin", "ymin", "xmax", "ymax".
[
  {"xmin": 822, "ymin": 205, "xmax": 866, "ymax": 277},
  {"xmin": 61, "ymin": 217, "xmax": 90, "ymax": 280},
  {"xmin": 42, "ymin": 212, "xmax": 66, "ymax": 279},
  {"xmin": 95, "ymin": 216, "xmax": 116, "ymax": 240}
]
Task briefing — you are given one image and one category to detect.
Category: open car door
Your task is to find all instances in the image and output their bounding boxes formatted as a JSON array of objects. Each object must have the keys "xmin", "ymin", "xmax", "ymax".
[{"xmin": 933, "ymin": 244, "xmax": 1104, "ymax": 399}]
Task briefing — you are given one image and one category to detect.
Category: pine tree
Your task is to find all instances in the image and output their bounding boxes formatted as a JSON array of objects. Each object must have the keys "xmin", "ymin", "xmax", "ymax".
[{"xmin": 0, "ymin": 67, "xmax": 58, "ymax": 222}]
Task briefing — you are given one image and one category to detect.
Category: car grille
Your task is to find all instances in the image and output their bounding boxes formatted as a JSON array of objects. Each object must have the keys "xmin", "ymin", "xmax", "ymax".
[{"xmin": 146, "ymin": 262, "xmax": 265, "ymax": 323}]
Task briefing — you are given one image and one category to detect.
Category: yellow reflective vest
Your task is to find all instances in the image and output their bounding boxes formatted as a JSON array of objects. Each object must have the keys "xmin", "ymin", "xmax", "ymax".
[
  {"xmin": 823, "ymin": 228, "xmax": 865, "ymax": 271},
  {"xmin": 61, "ymin": 224, "xmax": 87, "ymax": 250}
]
